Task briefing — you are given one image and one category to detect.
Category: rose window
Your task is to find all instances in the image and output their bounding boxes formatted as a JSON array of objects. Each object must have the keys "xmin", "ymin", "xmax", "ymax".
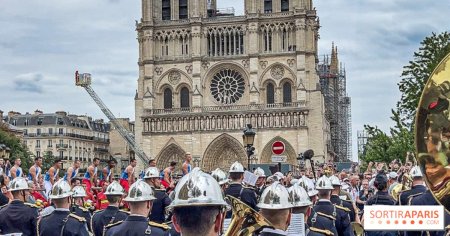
[{"xmin": 210, "ymin": 69, "xmax": 245, "ymax": 105}]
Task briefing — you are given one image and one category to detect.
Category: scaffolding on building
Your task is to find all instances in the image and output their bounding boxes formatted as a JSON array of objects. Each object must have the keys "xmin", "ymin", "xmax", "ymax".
[
  {"xmin": 357, "ymin": 130, "xmax": 369, "ymax": 160},
  {"xmin": 318, "ymin": 43, "xmax": 352, "ymax": 162}
]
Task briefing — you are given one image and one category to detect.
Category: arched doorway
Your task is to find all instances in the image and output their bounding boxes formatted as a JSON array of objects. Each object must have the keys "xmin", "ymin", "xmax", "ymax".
[
  {"xmin": 260, "ymin": 136, "xmax": 297, "ymax": 166},
  {"xmin": 202, "ymin": 133, "xmax": 247, "ymax": 172},
  {"xmin": 155, "ymin": 140, "xmax": 186, "ymax": 174}
]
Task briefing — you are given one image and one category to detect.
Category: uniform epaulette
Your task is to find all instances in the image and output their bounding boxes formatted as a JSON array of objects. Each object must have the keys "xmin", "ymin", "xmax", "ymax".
[
  {"xmin": 119, "ymin": 209, "xmax": 130, "ymax": 214},
  {"xmin": 317, "ymin": 212, "xmax": 336, "ymax": 221},
  {"xmin": 79, "ymin": 206, "xmax": 89, "ymax": 212},
  {"xmin": 309, "ymin": 227, "xmax": 334, "ymax": 236},
  {"xmin": 0, "ymin": 204, "xmax": 7, "ymax": 210},
  {"xmin": 149, "ymin": 221, "xmax": 171, "ymax": 230},
  {"xmin": 155, "ymin": 188, "xmax": 166, "ymax": 191},
  {"xmin": 105, "ymin": 220, "xmax": 123, "ymax": 228},
  {"xmin": 341, "ymin": 199, "xmax": 352, "ymax": 203},
  {"xmin": 408, "ymin": 192, "xmax": 425, "ymax": 205},
  {"xmin": 69, "ymin": 213, "xmax": 86, "ymax": 222},
  {"xmin": 24, "ymin": 202, "xmax": 39, "ymax": 208},
  {"xmin": 242, "ymin": 185, "xmax": 255, "ymax": 190},
  {"xmin": 335, "ymin": 205, "xmax": 350, "ymax": 212}
]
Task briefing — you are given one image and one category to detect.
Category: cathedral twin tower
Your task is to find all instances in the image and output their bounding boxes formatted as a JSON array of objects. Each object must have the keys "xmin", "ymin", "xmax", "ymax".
[{"xmin": 134, "ymin": 0, "xmax": 329, "ymax": 172}]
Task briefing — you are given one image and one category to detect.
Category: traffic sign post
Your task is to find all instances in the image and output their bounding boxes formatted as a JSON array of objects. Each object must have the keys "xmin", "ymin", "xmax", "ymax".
[{"xmin": 272, "ymin": 141, "xmax": 286, "ymax": 172}]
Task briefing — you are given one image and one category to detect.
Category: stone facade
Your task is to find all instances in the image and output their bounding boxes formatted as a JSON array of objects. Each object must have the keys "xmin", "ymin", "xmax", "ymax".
[
  {"xmin": 4, "ymin": 110, "xmax": 110, "ymax": 170},
  {"xmin": 134, "ymin": 0, "xmax": 330, "ymax": 172}
]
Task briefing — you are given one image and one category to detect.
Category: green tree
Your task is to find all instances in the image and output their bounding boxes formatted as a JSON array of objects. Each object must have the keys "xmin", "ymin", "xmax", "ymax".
[
  {"xmin": 0, "ymin": 123, "xmax": 32, "ymax": 172},
  {"xmin": 42, "ymin": 151, "xmax": 56, "ymax": 172},
  {"xmin": 397, "ymin": 32, "xmax": 450, "ymax": 123}
]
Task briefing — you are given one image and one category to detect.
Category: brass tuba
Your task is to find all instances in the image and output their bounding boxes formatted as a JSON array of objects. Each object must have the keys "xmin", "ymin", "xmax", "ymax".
[
  {"xmin": 415, "ymin": 52, "xmax": 450, "ymax": 211},
  {"xmin": 224, "ymin": 196, "xmax": 273, "ymax": 236}
]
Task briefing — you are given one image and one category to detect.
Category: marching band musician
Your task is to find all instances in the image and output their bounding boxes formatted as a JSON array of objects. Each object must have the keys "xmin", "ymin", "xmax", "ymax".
[
  {"xmin": 329, "ymin": 175, "xmax": 357, "ymax": 223},
  {"xmin": 308, "ymin": 176, "xmax": 354, "ymax": 236},
  {"xmin": 256, "ymin": 182, "xmax": 294, "ymax": 236},
  {"xmin": 71, "ymin": 186, "xmax": 92, "ymax": 231},
  {"xmin": 170, "ymin": 168, "xmax": 228, "ymax": 236},
  {"xmin": 0, "ymin": 177, "xmax": 39, "ymax": 235},
  {"xmin": 143, "ymin": 167, "xmax": 172, "ymax": 223},
  {"xmin": 83, "ymin": 157, "xmax": 100, "ymax": 194},
  {"xmin": 104, "ymin": 180, "xmax": 170, "ymax": 236},
  {"xmin": 211, "ymin": 168, "xmax": 229, "ymax": 191},
  {"xmin": 224, "ymin": 161, "xmax": 258, "ymax": 218},
  {"xmin": 289, "ymin": 182, "xmax": 338, "ymax": 236},
  {"xmin": 398, "ymin": 166, "xmax": 427, "ymax": 205},
  {"xmin": 38, "ymin": 179, "xmax": 90, "ymax": 236},
  {"xmin": 254, "ymin": 167, "xmax": 267, "ymax": 196},
  {"xmin": 91, "ymin": 181, "xmax": 129, "ymax": 236}
]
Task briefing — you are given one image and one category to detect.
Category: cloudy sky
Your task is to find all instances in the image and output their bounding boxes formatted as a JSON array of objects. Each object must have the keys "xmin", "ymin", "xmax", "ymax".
[{"xmin": 1, "ymin": 0, "xmax": 449, "ymax": 160}]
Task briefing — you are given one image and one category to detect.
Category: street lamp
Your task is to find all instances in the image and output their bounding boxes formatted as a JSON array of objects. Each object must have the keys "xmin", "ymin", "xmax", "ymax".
[{"xmin": 243, "ymin": 124, "xmax": 256, "ymax": 170}]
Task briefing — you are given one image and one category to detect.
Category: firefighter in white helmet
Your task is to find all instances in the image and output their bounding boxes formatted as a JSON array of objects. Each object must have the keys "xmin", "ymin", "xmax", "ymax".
[
  {"xmin": 224, "ymin": 162, "xmax": 258, "ymax": 218},
  {"xmin": 143, "ymin": 167, "xmax": 172, "ymax": 223}
]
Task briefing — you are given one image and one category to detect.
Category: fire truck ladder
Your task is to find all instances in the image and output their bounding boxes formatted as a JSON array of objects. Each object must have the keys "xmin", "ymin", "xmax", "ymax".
[{"xmin": 75, "ymin": 71, "xmax": 150, "ymax": 164}]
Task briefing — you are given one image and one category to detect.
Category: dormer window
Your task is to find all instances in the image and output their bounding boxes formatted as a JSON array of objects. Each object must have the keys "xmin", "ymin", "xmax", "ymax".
[{"xmin": 37, "ymin": 117, "xmax": 43, "ymax": 125}]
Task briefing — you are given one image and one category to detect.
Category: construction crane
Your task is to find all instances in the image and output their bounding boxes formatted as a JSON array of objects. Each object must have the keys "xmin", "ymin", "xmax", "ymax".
[{"xmin": 75, "ymin": 71, "xmax": 151, "ymax": 164}]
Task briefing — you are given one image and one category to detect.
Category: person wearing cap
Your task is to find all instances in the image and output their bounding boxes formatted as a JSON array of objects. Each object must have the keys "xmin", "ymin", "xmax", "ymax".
[
  {"xmin": 329, "ymin": 175, "xmax": 357, "ymax": 223},
  {"xmin": 211, "ymin": 168, "xmax": 229, "ymax": 191},
  {"xmin": 289, "ymin": 182, "xmax": 338, "ymax": 236},
  {"xmin": 71, "ymin": 186, "xmax": 92, "ymax": 231},
  {"xmin": 0, "ymin": 177, "xmax": 39, "ymax": 235},
  {"xmin": 254, "ymin": 167, "xmax": 267, "ymax": 196},
  {"xmin": 91, "ymin": 181, "xmax": 129, "ymax": 236},
  {"xmin": 170, "ymin": 169, "xmax": 228, "ymax": 236},
  {"xmin": 224, "ymin": 161, "xmax": 258, "ymax": 218},
  {"xmin": 144, "ymin": 167, "xmax": 172, "ymax": 223},
  {"xmin": 255, "ymin": 182, "xmax": 293, "ymax": 236},
  {"xmin": 387, "ymin": 171, "xmax": 399, "ymax": 195},
  {"xmin": 104, "ymin": 180, "xmax": 170, "ymax": 236},
  {"xmin": 398, "ymin": 166, "xmax": 427, "ymax": 205},
  {"xmin": 308, "ymin": 176, "xmax": 353, "ymax": 236},
  {"xmin": 38, "ymin": 179, "xmax": 90, "ymax": 236}
]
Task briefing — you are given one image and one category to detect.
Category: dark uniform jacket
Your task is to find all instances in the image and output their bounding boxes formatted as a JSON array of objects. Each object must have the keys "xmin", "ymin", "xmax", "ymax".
[
  {"xmin": 149, "ymin": 188, "xmax": 172, "ymax": 223},
  {"xmin": 330, "ymin": 194, "xmax": 356, "ymax": 222},
  {"xmin": 224, "ymin": 183, "xmax": 258, "ymax": 218},
  {"xmin": 408, "ymin": 190, "xmax": 450, "ymax": 236},
  {"xmin": 105, "ymin": 215, "xmax": 170, "ymax": 236},
  {"xmin": 366, "ymin": 191, "xmax": 396, "ymax": 236},
  {"xmin": 91, "ymin": 206, "xmax": 129, "ymax": 236},
  {"xmin": 311, "ymin": 200, "xmax": 353, "ymax": 236},
  {"xmin": 307, "ymin": 207, "xmax": 339, "ymax": 236},
  {"xmin": 71, "ymin": 205, "xmax": 92, "ymax": 231},
  {"xmin": 255, "ymin": 228, "xmax": 288, "ymax": 236},
  {"xmin": 307, "ymin": 225, "xmax": 336, "ymax": 236},
  {"xmin": 37, "ymin": 209, "xmax": 89, "ymax": 236},
  {"xmin": 398, "ymin": 184, "xmax": 427, "ymax": 206},
  {"xmin": 0, "ymin": 200, "xmax": 39, "ymax": 236}
]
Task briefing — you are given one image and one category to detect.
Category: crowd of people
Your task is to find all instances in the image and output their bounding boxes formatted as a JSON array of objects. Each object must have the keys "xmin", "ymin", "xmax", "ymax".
[{"xmin": 0, "ymin": 152, "xmax": 448, "ymax": 236}]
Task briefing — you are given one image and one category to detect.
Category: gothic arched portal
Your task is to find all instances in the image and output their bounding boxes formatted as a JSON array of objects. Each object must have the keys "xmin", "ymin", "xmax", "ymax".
[
  {"xmin": 260, "ymin": 136, "xmax": 297, "ymax": 166},
  {"xmin": 202, "ymin": 133, "xmax": 247, "ymax": 172},
  {"xmin": 155, "ymin": 140, "xmax": 186, "ymax": 174}
]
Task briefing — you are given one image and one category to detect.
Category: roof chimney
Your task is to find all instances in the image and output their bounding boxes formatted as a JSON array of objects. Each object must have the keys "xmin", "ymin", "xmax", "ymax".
[
  {"xmin": 55, "ymin": 111, "xmax": 67, "ymax": 116},
  {"xmin": 34, "ymin": 109, "xmax": 43, "ymax": 115}
]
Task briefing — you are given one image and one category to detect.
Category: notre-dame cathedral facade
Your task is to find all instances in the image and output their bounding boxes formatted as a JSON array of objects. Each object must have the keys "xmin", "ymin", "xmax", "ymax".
[{"xmin": 134, "ymin": 0, "xmax": 331, "ymax": 171}]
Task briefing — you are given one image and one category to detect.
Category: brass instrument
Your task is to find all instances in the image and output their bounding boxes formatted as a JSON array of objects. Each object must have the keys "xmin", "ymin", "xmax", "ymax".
[
  {"xmin": 224, "ymin": 196, "xmax": 273, "ymax": 236},
  {"xmin": 416, "ymin": 52, "xmax": 450, "ymax": 211},
  {"xmin": 391, "ymin": 174, "xmax": 413, "ymax": 202}
]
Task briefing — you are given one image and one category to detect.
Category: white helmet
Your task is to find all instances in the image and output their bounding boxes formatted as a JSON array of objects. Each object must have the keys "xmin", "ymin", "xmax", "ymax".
[
  {"xmin": 8, "ymin": 177, "xmax": 30, "ymax": 192},
  {"xmin": 315, "ymin": 176, "xmax": 333, "ymax": 190},
  {"xmin": 229, "ymin": 162, "xmax": 245, "ymax": 173},
  {"xmin": 307, "ymin": 187, "xmax": 319, "ymax": 197},
  {"xmin": 49, "ymin": 180, "xmax": 73, "ymax": 199},
  {"xmin": 124, "ymin": 180, "xmax": 156, "ymax": 202},
  {"xmin": 254, "ymin": 167, "xmax": 266, "ymax": 177},
  {"xmin": 144, "ymin": 167, "xmax": 160, "ymax": 179},
  {"xmin": 274, "ymin": 172, "xmax": 285, "ymax": 181},
  {"xmin": 329, "ymin": 175, "xmax": 341, "ymax": 186},
  {"xmin": 257, "ymin": 182, "xmax": 294, "ymax": 210},
  {"xmin": 72, "ymin": 186, "xmax": 87, "ymax": 198},
  {"xmin": 211, "ymin": 168, "xmax": 228, "ymax": 185},
  {"xmin": 169, "ymin": 169, "xmax": 228, "ymax": 209},
  {"xmin": 410, "ymin": 166, "xmax": 423, "ymax": 178},
  {"xmin": 290, "ymin": 179, "xmax": 299, "ymax": 186},
  {"xmin": 105, "ymin": 181, "xmax": 124, "ymax": 196},
  {"xmin": 289, "ymin": 183, "xmax": 312, "ymax": 207}
]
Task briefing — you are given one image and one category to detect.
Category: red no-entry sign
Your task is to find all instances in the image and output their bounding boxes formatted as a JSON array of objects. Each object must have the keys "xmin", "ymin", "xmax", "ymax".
[{"xmin": 272, "ymin": 141, "xmax": 285, "ymax": 155}]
